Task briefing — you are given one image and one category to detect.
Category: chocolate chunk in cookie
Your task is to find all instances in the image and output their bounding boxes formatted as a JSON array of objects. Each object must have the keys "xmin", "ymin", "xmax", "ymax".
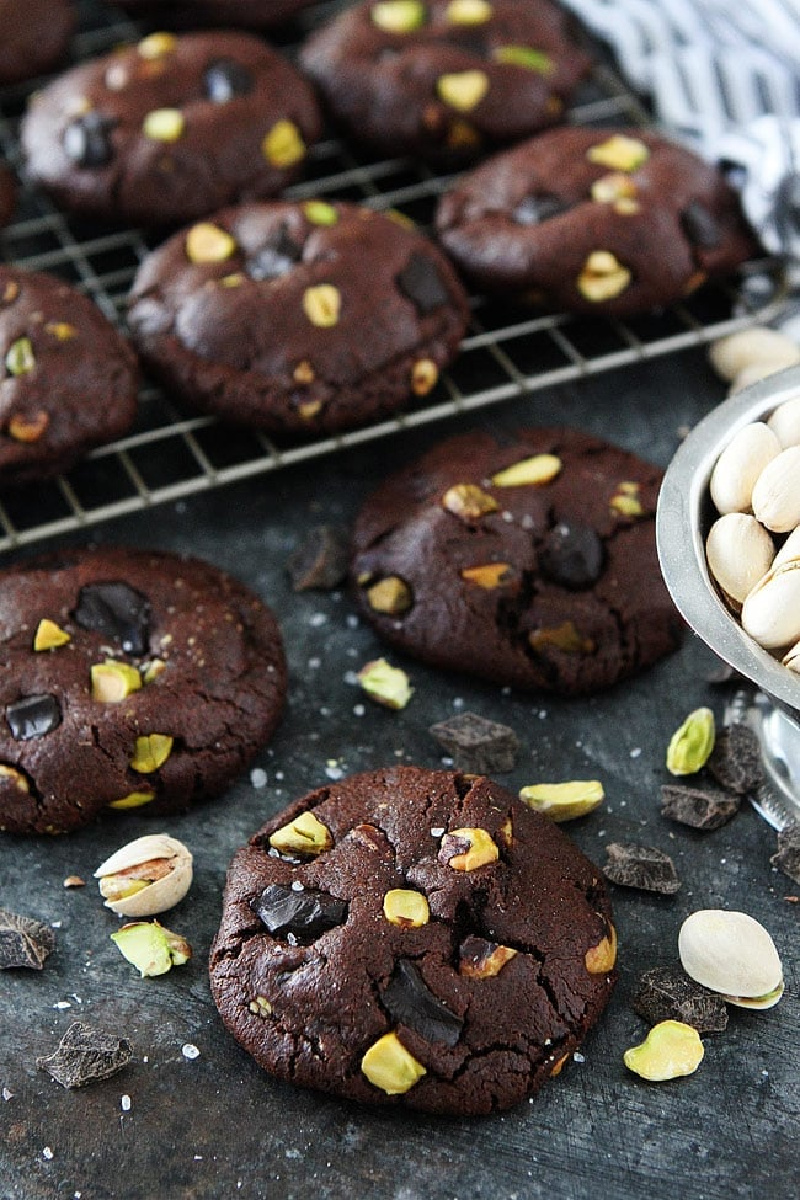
[
  {"xmin": 436, "ymin": 127, "xmax": 758, "ymax": 314},
  {"xmin": 0, "ymin": 0, "xmax": 74, "ymax": 86},
  {"xmin": 209, "ymin": 766, "xmax": 616, "ymax": 1114},
  {"xmin": 0, "ymin": 268, "xmax": 139, "ymax": 486},
  {"xmin": 127, "ymin": 200, "xmax": 469, "ymax": 435},
  {"xmin": 351, "ymin": 427, "xmax": 683, "ymax": 695},
  {"xmin": 0, "ymin": 547, "xmax": 286, "ymax": 834},
  {"xmin": 300, "ymin": 0, "xmax": 592, "ymax": 165},
  {"xmin": 21, "ymin": 31, "xmax": 322, "ymax": 226}
]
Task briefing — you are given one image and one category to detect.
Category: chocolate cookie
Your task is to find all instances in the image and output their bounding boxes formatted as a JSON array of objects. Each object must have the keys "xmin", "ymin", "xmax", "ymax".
[
  {"xmin": 115, "ymin": 0, "xmax": 317, "ymax": 28},
  {"xmin": 436, "ymin": 127, "xmax": 758, "ymax": 315},
  {"xmin": 209, "ymin": 766, "xmax": 616, "ymax": 1115},
  {"xmin": 21, "ymin": 31, "xmax": 322, "ymax": 226},
  {"xmin": 0, "ymin": 0, "xmax": 74, "ymax": 86},
  {"xmin": 0, "ymin": 167, "xmax": 16, "ymax": 230},
  {"xmin": 299, "ymin": 0, "xmax": 591, "ymax": 165},
  {"xmin": 352, "ymin": 427, "xmax": 683, "ymax": 694},
  {"xmin": 0, "ymin": 547, "xmax": 287, "ymax": 834},
  {"xmin": 0, "ymin": 268, "xmax": 139, "ymax": 486},
  {"xmin": 127, "ymin": 200, "xmax": 469, "ymax": 435}
]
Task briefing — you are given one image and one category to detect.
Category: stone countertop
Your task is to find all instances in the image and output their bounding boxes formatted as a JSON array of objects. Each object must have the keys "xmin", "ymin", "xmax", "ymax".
[{"xmin": 1, "ymin": 351, "xmax": 798, "ymax": 1200}]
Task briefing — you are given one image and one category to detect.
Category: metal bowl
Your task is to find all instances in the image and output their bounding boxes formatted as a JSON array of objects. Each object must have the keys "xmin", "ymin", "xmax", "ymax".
[{"xmin": 657, "ymin": 364, "xmax": 800, "ymax": 827}]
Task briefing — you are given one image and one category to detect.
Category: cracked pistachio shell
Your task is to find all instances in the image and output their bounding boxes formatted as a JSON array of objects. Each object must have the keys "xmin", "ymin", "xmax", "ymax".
[
  {"xmin": 751, "ymin": 446, "xmax": 800, "ymax": 533},
  {"xmin": 741, "ymin": 558, "xmax": 800, "ymax": 649},
  {"xmin": 678, "ymin": 910, "xmax": 783, "ymax": 1005},
  {"xmin": 705, "ymin": 512, "xmax": 775, "ymax": 605},
  {"xmin": 775, "ymin": 525, "xmax": 800, "ymax": 568},
  {"xmin": 709, "ymin": 422, "xmax": 781, "ymax": 514},
  {"xmin": 666, "ymin": 708, "xmax": 715, "ymax": 775},
  {"xmin": 95, "ymin": 834, "xmax": 192, "ymax": 918},
  {"xmin": 624, "ymin": 1020, "xmax": 704, "ymax": 1081},
  {"xmin": 768, "ymin": 393, "xmax": 800, "ymax": 448},
  {"xmin": 709, "ymin": 327, "xmax": 800, "ymax": 382},
  {"xmin": 784, "ymin": 639, "xmax": 800, "ymax": 673}
]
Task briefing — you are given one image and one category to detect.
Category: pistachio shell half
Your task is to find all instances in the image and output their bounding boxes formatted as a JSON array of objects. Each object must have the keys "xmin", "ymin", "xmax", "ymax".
[
  {"xmin": 95, "ymin": 833, "xmax": 193, "ymax": 918},
  {"xmin": 678, "ymin": 910, "xmax": 784, "ymax": 1007}
]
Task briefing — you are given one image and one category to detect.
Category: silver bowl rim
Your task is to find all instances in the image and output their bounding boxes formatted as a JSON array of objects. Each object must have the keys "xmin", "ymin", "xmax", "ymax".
[{"xmin": 656, "ymin": 364, "xmax": 800, "ymax": 715}]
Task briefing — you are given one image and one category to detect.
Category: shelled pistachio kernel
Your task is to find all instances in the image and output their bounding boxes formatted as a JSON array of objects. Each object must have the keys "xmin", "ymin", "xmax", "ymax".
[
  {"xmin": 130, "ymin": 734, "xmax": 173, "ymax": 773},
  {"xmin": 371, "ymin": 0, "xmax": 426, "ymax": 33},
  {"xmin": 357, "ymin": 658, "xmax": 413, "ymax": 710},
  {"xmin": 186, "ymin": 222, "xmax": 236, "ymax": 264},
  {"xmin": 591, "ymin": 172, "xmax": 637, "ymax": 203},
  {"xmin": 5, "ymin": 336, "xmax": 35, "ymax": 375},
  {"xmin": 411, "ymin": 358, "xmax": 438, "ymax": 395},
  {"xmin": 491, "ymin": 453, "xmax": 561, "ymax": 487},
  {"xmin": 303, "ymin": 200, "xmax": 338, "ymax": 226},
  {"xmin": 33, "ymin": 620, "xmax": 70, "ymax": 651},
  {"xmin": 437, "ymin": 70, "xmax": 489, "ymax": 111},
  {"xmin": 383, "ymin": 889, "xmax": 429, "ymax": 927},
  {"xmin": 302, "ymin": 284, "xmax": 340, "ymax": 328},
  {"xmin": 460, "ymin": 563, "xmax": 511, "ymax": 588},
  {"xmin": 442, "ymin": 483, "xmax": 498, "ymax": 520},
  {"xmin": 142, "ymin": 659, "xmax": 166, "ymax": 684},
  {"xmin": 519, "ymin": 779, "xmax": 604, "ymax": 822},
  {"xmin": 262, "ymin": 120, "xmax": 305, "ymax": 167},
  {"xmin": 492, "ymin": 46, "xmax": 553, "ymax": 72},
  {"xmin": 361, "ymin": 1031, "xmax": 426, "ymax": 1094},
  {"xmin": 138, "ymin": 32, "xmax": 177, "ymax": 59},
  {"xmin": 678, "ymin": 910, "xmax": 784, "ymax": 1009},
  {"xmin": 705, "ymin": 512, "xmax": 775, "ymax": 606},
  {"xmin": 142, "ymin": 108, "xmax": 184, "ymax": 141},
  {"xmin": 91, "ymin": 661, "xmax": 142, "ymax": 703},
  {"xmin": 45, "ymin": 322, "xmax": 77, "ymax": 341},
  {"xmin": 709, "ymin": 421, "xmax": 781, "ymax": 514},
  {"xmin": 585, "ymin": 922, "xmax": 617, "ymax": 974},
  {"xmin": 459, "ymin": 942, "xmax": 517, "ymax": 979},
  {"xmin": 95, "ymin": 833, "xmax": 193, "ymax": 918},
  {"xmin": 249, "ymin": 995, "xmax": 272, "ymax": 1018},
  {"xmin": 609, "ymin": 482, "xmax": 643, "ymax": 517},
  {"xmin": 666, "ymin": 707, "xmax": 715, "ymax": 775},
  {"xmin": 577, "ymin": 250, "xmax": 631, "ymax": 302},
  {"xmin": 110, "ymin": 920, "xmax": 191, "ymax": 977},
  {"xmin": 0, "ymin": 764, "xmax": 29, "ymax": 793},
  {"xmin": 441, "ymin": 827, "xmax": 498, "ymax": 871},
  {"xmin": 8, "ymin": 411, "xmax": 49, "ymax": 442},
  {"xmin": 528, "ymin": 620, "xmax": 594, "ymax": 654},
  {"xmin": 624, "ymin": 1020, "xmax": 704, "ymax": 1082},
  {"xmin": 365, "ymin": 575, "xmax": 412, "ymax": 615},
  {"xmin": 269, "ymin": 810, "xmax": 332, "ymax": 856},
  {"xmin": 109, "ymin": 791, "xmax": 155, "ymax": 811},
  {"xmin": 446, "ymin": 0, "xmax": 492, "ymax": 23},
  {"xmin": 587, "ymin": 134, "xmax": 649, "ymax": 172}
]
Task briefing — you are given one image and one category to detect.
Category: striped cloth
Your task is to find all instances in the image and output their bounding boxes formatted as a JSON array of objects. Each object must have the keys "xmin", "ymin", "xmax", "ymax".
[{"xmin": 561, "ymin": 0, "xmax": 800, "ymax": 258}]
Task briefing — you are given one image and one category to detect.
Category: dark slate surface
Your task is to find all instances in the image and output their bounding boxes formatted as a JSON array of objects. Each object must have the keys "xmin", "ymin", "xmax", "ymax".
[{"xmin": 1, "ymin": 351, "xmax": 798, "ymax": 1200}]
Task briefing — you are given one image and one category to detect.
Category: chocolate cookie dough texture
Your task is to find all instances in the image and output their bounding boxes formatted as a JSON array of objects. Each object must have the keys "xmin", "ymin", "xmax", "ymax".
[
  {"xmin": 436, "ymin": 128, "xmax": 758, "ymax": 315},
  {"xmin": 0, "ymin": 268, "xmax": 139, "ymax": 485},
  {"xmin": 127, "ymin": 200, "xmax": 469, "ymax": 435},
  {"xmin": 0, "ymin": 0, "xmax": 74, "ymax": 86},
  {"xmin": 352, "ymin": 427, "xmax": 683, "ymax": 694},
  {"xmin": 0, "ymin": 547, "xmax": 287, "ymax": 834},
  {"xmin": 209, "ymin": 766, "xmax": 616, "ymax": 1114},
  {"xmin": 115, "ymin": 0, "xmax": 318, "ymax": 29},
  {"xmin": 20, "ymin": 31, "xmax": 322, "ymax": 226},
  {"xmin": 300, "ymin": 0, "xmax": 592, "ymax": 165}
]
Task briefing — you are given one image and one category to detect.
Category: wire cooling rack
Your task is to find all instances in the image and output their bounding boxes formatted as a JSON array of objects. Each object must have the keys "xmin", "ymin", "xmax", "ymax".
[{"xmin": 0, "ymin": 0, "xmax": 786, "ymax": 554}]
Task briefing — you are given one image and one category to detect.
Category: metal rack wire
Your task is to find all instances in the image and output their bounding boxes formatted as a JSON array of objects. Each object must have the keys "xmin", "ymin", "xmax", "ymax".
[{"xmin": 0, "ymin": 0, "xmax": 785, "ymax": 554}]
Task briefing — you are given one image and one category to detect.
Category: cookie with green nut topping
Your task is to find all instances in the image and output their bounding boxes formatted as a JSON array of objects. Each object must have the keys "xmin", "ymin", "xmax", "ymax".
[
  {"xmin": 299, "ymin": 0, "xmax": 592, "ymax": 166},
  {"xmin": 20, "ymin": 31, "xmax": 321, "ymax": 226},
  {"xmin": 127, "ymin": 199, "xmax": 469, "ymax": 436},
  {"xmin": 435, "ymin": 126, "xmax": 758, "ymax": 314},
  {"xmin": 351, "ymin": 426, "xmax": 683, "ymax": 694},
  {"xmin": 0, "ymin": 547, "xmax": 286, "ymax": 834},
  {"xmin": 209, "ymin": 765, "xmax": 616, "ymax": 1115}
]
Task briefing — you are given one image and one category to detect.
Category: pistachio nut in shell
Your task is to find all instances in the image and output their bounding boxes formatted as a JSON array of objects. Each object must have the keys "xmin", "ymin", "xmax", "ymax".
[
  {"xmin": 709, "ymin": 422, "xmax": 781, "ymax": 514},
  {"xmin": 784, "ymin": 639, "xmax": 800, "ymax": 673},
  {"xmin": 705, "ymin": 512, "xmax": 775, "ymax": 606},
  {"xmin": 624, "ymin": 1020, "xmax": 704, "ymax": 1082},
  {"xmin": 774, "ymin": 524, "xmax": 800, "ymax": 569},
  {"xmin": 678, "ymin": 910, "xmax": 784, "ymax": 1007},
  {"xmin": 740, "ymin": 559, "xmax": 800, "ymax": 649},
  {"xmin": 708, "ymin": 327, "xmax": 800, "ymax": 383},
  {"xmin": 728, "ymin": 361, "xmax": 785, "ymax": 396},
  {"xmin": 95, "ymin": 834, "xmax": 192, "ymax": 918},
  {"xmin": 750, "ymin": 446, "xmax": 800, "ymax": 533},
  {"xmin": 767, "ymin": 393, "xmax": 800, "ymax": 448}
]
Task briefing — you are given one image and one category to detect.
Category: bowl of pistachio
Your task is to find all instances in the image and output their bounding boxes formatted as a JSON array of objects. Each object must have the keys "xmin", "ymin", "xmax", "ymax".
[{"xmin": 656, "ymin": 364, "xmax": 800, "ymax": 825}]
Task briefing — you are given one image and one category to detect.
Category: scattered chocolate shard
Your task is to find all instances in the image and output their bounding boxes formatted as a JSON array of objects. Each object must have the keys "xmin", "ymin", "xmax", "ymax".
[
  {"xmin": 428, "ymin": 712, "xmax": 520, "ymax": 774},
  {"xmin": 0, "ymin": 908, "xmax": 55, "ymax": 970},
  {"xmin": 381, "ymin": 959, "xmax": 463, "ymax": 1047},
  {"xmin": 771, "ymin": 824, "xmax": 800, "ymax": 885},
  {"xmin": 287, "ymin": 525, "xmax": 350, "ymax": 591},
  {"xmin": 602, "ymin": 843, "xmax": 680, "ymax": 895},
  {"xmin": 37, "ymin": 1021, "xmax": 132, "ymax": 1089},
  {"xmin": 660, "ymin": 783, "xmax": 740, "ymax": 831},
  {"xmin": 706, "ymin": 725, "xmax": 763, "ymax": 795},
  {"xmin": 632, "ymin": 966, "xmax": 728, "ymax": 1033},
  {"xmin": 250, "ymin": 883, "xmax": 347, "ymax": 944}
]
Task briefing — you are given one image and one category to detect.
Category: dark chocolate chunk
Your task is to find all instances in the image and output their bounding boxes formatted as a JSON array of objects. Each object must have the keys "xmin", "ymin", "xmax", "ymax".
[
  {"xmin": 203, "ymin": 58, "xmax": 255, "ymax": 103},
  {"xmin": 706, "ymin": 724, "xmax": 763, "ymax": 795},
  {"xmin": 660, "ymin": 783, "xmax": 741, "ymax": 831},
  {"xmin": 395, "ymin": 252, "xmax": 449, "ymax": 316},
  {"xmin": 428, "ymin": 712, "xmax": 520, "ymax": 774},
  {"xmin": 632, "ymin": 966, "xmax": 728, "ymax": 1033},
  {"xmin": 37, "ymin": 1021, "xmax": 132, "ymax": 1089},
  {"xmin": 250, "ymin": 883, "xmax": 347, "ymax": 943},
  {"xmin": 512, "ymin": 195, "xmax": 569, "ymax": 226},
  {"xmin": 246, "ymin": 225, "xmax": 304, "ymax": 281},
  {"xmin": 538, "ymin": 521, "xmax": 604, "ymax": 589},
  {"xmin": 441, "ymin": 29, "xmax": 488, "ymax": 57},
  {"xmin": 602, "ymin": 843, "xmax": 680, "ymax": 894},
  {"xmin": 62, "ymin": 113, "xmax": 116, "ymax": 169},
  {"xmin": 381, "ymin": 958, "xmax": 463, "ymax": 1047},
  {"xmin": 287, "ymin": 525, "xmax": 350, "ymax": 591},
  {"xmin": 680, "ymin": 201, "xmax": 722, "ymax": 249},
  {"xmin": 6, "ymin": 694, "xmax": 61, "ymax": 740},
  {"xmin": 771, "ymin": 824, "xmax": 800, "ymax": 885},
  {"xmin": 0, "ymin": 907, "xmax": 55, "ymax": 970},
  {"xmin": 72, "ymin": 581, "xmax": 151, "ymax": 655}
]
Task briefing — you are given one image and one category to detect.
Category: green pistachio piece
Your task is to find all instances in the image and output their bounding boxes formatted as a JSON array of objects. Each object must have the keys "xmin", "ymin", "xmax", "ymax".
[
  {"xmin": 91, "ymin": 661, "xmax": 142, "ymax": 703},
  {"xmin": 623, "ymin": 1020, "xmax": 704, "ymax": 1081},
  {"xmin": 357, "ymin": 658, "xmax": 413, "ymax": 710},
  {"xmin": 492, "ymin": 45, "xmax": 553, "ymax": 73},
  {"xmin": 371, "ymin": 1, "xmax": 426, "ymax": 33},
  {"xmin": 110, "ymin": 920, "xmax": 192, "ymax": 977},
  {"xmin": 666, "ymin": 708, "xmax": 715, "ymax": 776},
  {"xmin": 303, "ymin": 201, "xmax": 338, "ymax": 226},
  {"xmin": 5, "ymin": 336, "xmax": 35, "ymax": 376},
  {"xmin": 130, "ymin": 734, "xmax": 173, "ymax": 773},
  {"xmin": 33, "ymin": 620, "xmax": 71, "ymax": 651}
]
